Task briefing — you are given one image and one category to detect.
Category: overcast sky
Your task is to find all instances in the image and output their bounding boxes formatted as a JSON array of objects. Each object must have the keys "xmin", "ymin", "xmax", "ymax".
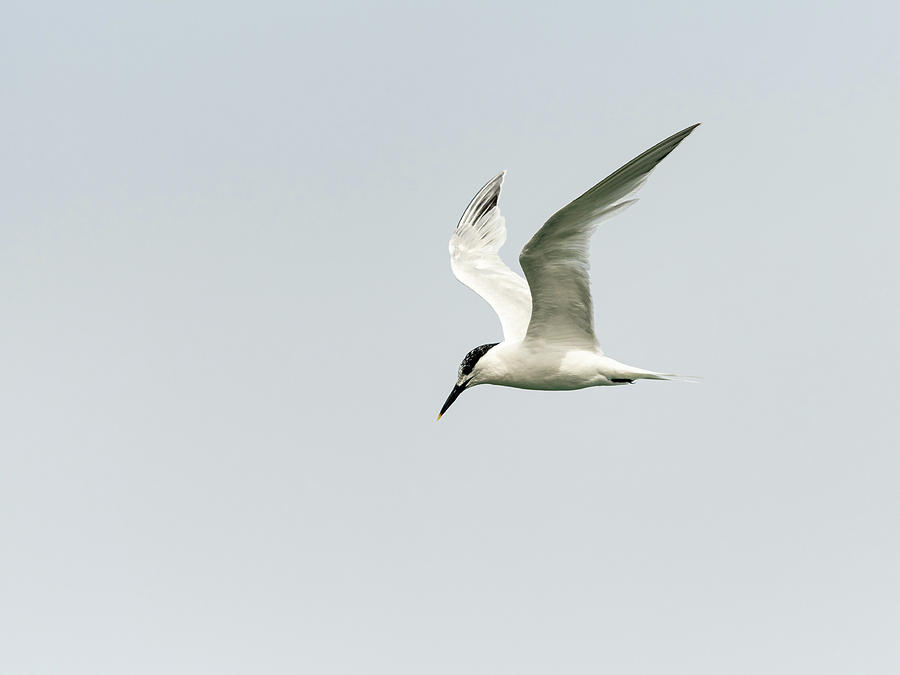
[{"xmin": 3, "ymin": 1, "xmax": 899, "ymax": 673}]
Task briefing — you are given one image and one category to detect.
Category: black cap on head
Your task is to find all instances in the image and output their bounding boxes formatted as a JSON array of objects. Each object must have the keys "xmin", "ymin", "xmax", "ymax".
[{"xmin": 438, "ymin": 343, "xmax": 498, "ymax": 420}]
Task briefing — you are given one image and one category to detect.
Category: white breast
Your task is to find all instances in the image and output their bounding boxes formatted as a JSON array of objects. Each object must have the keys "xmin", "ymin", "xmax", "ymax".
[{"xmin": 478, "ymin": 342, "xmax": 614, "ymax": 391}]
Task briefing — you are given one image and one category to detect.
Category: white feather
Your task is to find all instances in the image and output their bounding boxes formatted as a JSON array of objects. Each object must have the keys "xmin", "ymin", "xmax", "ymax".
[
  {"xmin": 449, "ymin": 171, "xmax": 532, "ymax": 341},
  {"xmin": 439, "ymin": 124, "xmax": 699, "ymax": 418},
  {"xmin": 519, "ymin": 123, "xmax": 700, "ymax": 349}
]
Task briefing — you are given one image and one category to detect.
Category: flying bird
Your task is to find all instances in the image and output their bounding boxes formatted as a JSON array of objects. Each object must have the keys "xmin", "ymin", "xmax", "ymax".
[{"xmin": 438, "ymin": 123, "xmax": 699, "ymax": 419}]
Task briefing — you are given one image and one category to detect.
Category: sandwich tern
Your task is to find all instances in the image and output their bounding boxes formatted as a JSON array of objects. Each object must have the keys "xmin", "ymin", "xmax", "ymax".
[{"xmin": 438, "ymin": 123, "xmax": 699, "ymax": 419}]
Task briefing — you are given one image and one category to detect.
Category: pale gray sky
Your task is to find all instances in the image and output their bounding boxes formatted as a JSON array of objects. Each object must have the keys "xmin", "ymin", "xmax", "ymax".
[{"xmin": 2, "ymin": 1, "xmax": 899, "ymax": 673}]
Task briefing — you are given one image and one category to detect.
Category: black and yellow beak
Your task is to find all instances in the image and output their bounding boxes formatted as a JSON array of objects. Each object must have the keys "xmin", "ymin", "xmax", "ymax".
[{"xmin": 437, "ymin": 382, "xmax": 467, "ymax": 420}]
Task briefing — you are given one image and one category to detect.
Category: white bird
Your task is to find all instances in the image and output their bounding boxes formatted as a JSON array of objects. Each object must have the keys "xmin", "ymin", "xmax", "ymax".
[{"xmin": 438, "ymin": 123, "xmax": 699, "ymax": 419}]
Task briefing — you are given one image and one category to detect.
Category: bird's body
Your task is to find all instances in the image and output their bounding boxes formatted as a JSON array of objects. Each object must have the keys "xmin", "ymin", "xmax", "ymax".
[
  {"xmin": 472, "ymin": 342, "xmax": 664, "ymax": 391},
  {"xmin": 438, "ymin": 124, "xmax": 699, "ymax": 418}
]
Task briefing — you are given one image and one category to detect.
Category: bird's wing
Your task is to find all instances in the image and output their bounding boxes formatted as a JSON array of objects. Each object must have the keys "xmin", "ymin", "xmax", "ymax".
[
  {"xmin": 449, "ymin": 171, "xmax": 532, "ymax": 341},
  {"xmin": 519, "ymin": 123, "xmax": 699, "ymax": 348}
]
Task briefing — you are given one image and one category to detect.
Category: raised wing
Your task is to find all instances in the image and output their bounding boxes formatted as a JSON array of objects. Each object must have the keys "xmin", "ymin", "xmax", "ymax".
[
  {"xmin": 449, "ymin": 171, "xmax": 532, "ymax": 341},
  {"xmin": 519, "ymin": 123, "xmax": 699, "ymax": 348}
]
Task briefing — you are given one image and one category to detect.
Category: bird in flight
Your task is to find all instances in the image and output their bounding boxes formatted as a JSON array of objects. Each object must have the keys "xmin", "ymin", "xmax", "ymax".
[{"xmin": 438, "ymin": 123, "xmax": 699, "ymax": 419}]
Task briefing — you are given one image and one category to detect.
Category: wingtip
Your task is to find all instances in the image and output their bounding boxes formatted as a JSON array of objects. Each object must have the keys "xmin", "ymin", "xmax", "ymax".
[
  {"xmin": 655, "ymin": 122, "xmax": 701, "ymax": 152},
  {"xmin": 486, "ymin": 170, "xmax": 507, "ymax": 192}
]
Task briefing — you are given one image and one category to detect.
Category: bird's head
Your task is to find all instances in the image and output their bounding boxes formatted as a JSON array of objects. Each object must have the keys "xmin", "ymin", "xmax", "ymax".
[{"xmin": 437, "ymin": 342, "xmax": 499, "ymax": 420}]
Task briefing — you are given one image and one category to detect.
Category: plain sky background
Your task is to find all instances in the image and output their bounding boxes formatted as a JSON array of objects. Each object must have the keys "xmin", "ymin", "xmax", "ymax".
[{"xmin": 3, "ymin": 1, "xmax": 899, "ymax": 673}]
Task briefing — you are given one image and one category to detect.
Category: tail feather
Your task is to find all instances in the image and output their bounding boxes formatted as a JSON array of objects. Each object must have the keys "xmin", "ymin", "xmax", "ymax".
[
  {"xmin": 626, "ymin": 369, "xmax": 702, "ymax": 383},
  {"xmin": 651, "ymin": 373, "xmax": 702, "ymax": 383}
]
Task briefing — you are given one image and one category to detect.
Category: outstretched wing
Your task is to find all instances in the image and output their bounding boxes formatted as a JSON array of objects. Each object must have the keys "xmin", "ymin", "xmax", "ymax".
[
  {"xmin": 449, "ymin": 171, "xmax": 532, "ymax": 341},
  {"xmin": 519, "ymin": 123, "xmax": 699, "ymax": 348}
]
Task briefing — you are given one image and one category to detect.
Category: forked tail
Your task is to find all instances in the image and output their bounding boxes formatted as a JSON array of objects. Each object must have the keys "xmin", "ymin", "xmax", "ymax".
[
  {"xmin": 651, "ymin": 373, "xmax": 702, "ymax": 383},
  {"xmin": 625, "ymin": 368, "xmax": 702, "ymax": 383}
]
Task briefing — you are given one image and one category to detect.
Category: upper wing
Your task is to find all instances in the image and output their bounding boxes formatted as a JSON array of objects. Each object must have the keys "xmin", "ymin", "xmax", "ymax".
[
  {"xmin": 449, "ymin": 171, "xmax": 532, "ymax": 341},
  {"xmin": 519, "ymin": 123, "xmax": 699, "ymax": 348}
]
